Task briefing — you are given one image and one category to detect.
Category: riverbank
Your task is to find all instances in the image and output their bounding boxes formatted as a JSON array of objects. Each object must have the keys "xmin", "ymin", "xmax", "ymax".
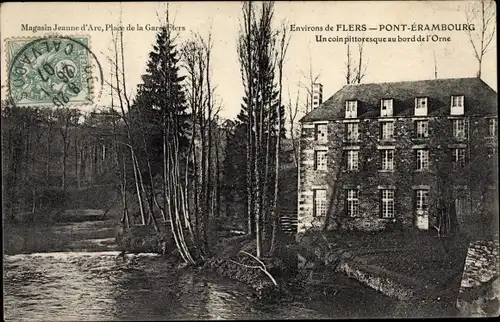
[
  {"xmin": 6, "ymin": 217, "xmax": 469, "ymax": 318},
  {"xmin": 3, "ymin": 210, "xmax": 120, "ymax": 255},
  {"xmin": 296, "ymin": 230, "xmax": 472, "ymax": 317}
]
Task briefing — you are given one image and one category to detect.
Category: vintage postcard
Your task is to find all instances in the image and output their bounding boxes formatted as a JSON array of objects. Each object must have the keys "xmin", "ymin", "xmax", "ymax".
[{"xmin": 1, "ymin": 1, "xmax": 498, "ymax": 320}]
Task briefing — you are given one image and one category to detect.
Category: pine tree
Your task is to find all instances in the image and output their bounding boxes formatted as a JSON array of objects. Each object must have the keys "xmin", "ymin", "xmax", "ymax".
[{"xmin": 132, "ymin": 27, "xmax": 189, "ymax": 173}]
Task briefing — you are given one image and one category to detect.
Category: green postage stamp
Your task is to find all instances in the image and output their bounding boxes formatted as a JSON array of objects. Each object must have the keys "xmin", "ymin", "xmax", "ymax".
[{"xmin": 5, "ymin": 35, "xmax": 102, "ymax": 107}]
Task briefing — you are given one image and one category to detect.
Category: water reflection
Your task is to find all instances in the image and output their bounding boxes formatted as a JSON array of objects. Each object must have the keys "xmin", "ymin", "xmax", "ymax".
[
  {"xmin": 4, "ymin": 252, "xmax": 119, "ymax": 321},
  {"xmin": 4, "ymin": 251, "xmax": 392, "ymax": 320}
]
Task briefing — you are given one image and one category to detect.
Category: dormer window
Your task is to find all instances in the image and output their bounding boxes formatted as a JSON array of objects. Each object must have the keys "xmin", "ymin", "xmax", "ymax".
[
  {"xmin": 415, "ymin": 97, "xmax": 428, "ymax": 116},
  {"xmin": 380, "ymin": 99, "xmax": 393, "ymax": 117},
  {"xmin": 450, "ymin": 95, "xmax": 464, "ymax": 115},
  {"xmin": 345, "ymin": 100, "xmax": 358, "ymax": 119}
]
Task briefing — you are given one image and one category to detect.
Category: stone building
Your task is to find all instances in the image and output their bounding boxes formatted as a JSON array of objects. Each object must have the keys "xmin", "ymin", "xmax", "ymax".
[{"xmin": 297, "ymin": 78, "xmax": 498, "ymax": 235}]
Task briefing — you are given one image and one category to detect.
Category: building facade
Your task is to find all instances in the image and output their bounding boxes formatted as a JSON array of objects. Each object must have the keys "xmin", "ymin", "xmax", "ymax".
[{"xmin": 297, "ymin": 78, "xmax": 498, "ymax": 236}]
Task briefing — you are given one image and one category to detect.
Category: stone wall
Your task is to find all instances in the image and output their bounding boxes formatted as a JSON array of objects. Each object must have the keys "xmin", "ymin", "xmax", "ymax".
[
  {"xmin": 456, "ymin": 240, "xmax": 500, "ymax": 317},
  {"xmin": 297, "ymin": 116, "xmax": 497, "ymax": 236}
]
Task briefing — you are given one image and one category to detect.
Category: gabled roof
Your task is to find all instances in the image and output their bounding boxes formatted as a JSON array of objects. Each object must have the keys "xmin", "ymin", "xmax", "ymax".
[{"xmin": 300, "ymin": 77, "xmax": 498, "ymax": 122}]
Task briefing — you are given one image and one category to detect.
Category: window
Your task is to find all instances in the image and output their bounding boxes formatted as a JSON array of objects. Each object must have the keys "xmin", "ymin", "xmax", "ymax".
[
  {"xmin": 380, "ymin": 122, "xmax": 394, "ymax": 140},
  {"xmin": 487, "ymin": 147, "xmax": 496, "ymax": 158},
  {"xmin": 415, "ymin": 120, "xmax": 429, "ymax": 138},
  {"xmin": 380, "ymin": 149, "xmax": 394, "ymax": 170},
  {"xmin": 380, "ymin": 99, "xmax": 393, "ymax": 117},
  {"xmin": 415, "ymin": 97, "xmax": 428, "ymax": 116},
  {"xmin": 380, "ymin": 189, "xmax": 395, "ymax": 218},
  {"xmin": 315, "ymin": 124, "xmax": 328, "ymax": 142},
  {"xmin": 346, "ymin": 150, "xmax": 359, "ymax": 171},
  {"xmin": 345, "ymin": 123, "xmax": 359, "ymax": 142},
  {"xmin": 453, "ymin": 119, "xmax": 466, "ymax": 139},
  {"xmin": 314, "ymin": 150, "xmax": 328, "ymax": 170},
  {"xmin": 488, "ymin": 118, "xmax": 497, "ymax": 137},
  {"xmin": 453, "ymin": 148, "xmax": 467, "ymax": 169},
  {"xmin": 415, "ymin": 189, "xmax": 429, "ymax": 211},
  {"xmin": 313, "ymin": 189, "xmax": 327, "ymax": 217},
  {"xmin": 345, "ymin": 100, "xmax": 358, "ymax": 119},
  {"xmin": 416, "ymin": 149, "xmax": 429, "ymax": 170},
  {"xmin": 346, "ymin": 189, "xmax": 359, "ymax": 217},
  {"xmin": 450, "ymin": 95, "xmax": 464, "ymax": 115}
]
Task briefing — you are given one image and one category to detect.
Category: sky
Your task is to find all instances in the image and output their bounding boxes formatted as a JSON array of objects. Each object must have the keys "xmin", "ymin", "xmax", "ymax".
[{"xmin": 1, "ymin": 1, "xmax": 497, "ymax": 124}]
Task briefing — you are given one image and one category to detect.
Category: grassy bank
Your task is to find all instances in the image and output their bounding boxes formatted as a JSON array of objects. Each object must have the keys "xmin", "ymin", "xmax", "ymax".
[{"xmin": 297, "ymin": 229, "xmax": 471, "ymax": 317}]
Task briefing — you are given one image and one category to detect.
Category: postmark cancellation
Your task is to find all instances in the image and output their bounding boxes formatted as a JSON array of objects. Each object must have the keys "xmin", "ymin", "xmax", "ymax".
[{"xmin": 5, "ymin": 35, "xmax": 102, "ymax": 108}]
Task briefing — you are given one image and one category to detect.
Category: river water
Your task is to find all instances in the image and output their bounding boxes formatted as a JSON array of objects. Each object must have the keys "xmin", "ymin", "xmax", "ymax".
[{"xmin": 4, "ymin": 217, "xmax": 399, "ymax": 320}]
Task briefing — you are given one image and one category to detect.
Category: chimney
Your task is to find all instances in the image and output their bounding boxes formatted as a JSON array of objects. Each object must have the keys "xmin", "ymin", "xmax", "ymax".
[{"xmin": 312, "ymin": 83, "xmax": 323, "ymax": 109}]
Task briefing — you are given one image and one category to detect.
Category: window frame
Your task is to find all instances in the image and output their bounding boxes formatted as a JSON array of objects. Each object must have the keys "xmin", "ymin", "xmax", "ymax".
[
  {"xmin": 345, "ymin": 100, "xmax": 358, "ymax": 119},
  {"xmin": 450, "ymin": 95, "xmax": 465, "ymax": 115},
  {"xmin": 314, "ymin": 150, "xmax": 328, "ymax": 171},
  {"xmin": 415, "ymin": 120, "xmax": 429, "ymax": 138},
  {"xmin": 346, "ymin": 189, "xmax": 359, "ymax": 217},
  {"xmin": 314, "ymin": 123, "xmax": 328, "ymax": 142},
  {"xmin": 380, "ymin": 99, "xmax": 394, "ymax": 117},
  {"xmin": 346, "ymin": 150, "xmax": 359, "ymax": 171},
  {"xmin": 380, "ymin": 121, "xmax": 394, "ymax": 140},
  {"xmin": 414, "ymin": 97, "xmax": 428, "ymax": 116},
  {"xmin": 453, "ymin": 148, "xmax": 467, "ymax": 169},
  {"xmin": 345, "ymin": 123, "xmax": 359, "ymax": 142},
  {"xmin": 452, "ymin": 118, "xmax": 466, "ymax": 139},
  {"xmin": 380, "ymin": 149, "xmax": 395, "ymax": 171},
  {"xmin": 313, "ymin": 189, "xmax": 327, "ymax": 217},
  {"xmin": 415, "ymin": 149, "xmax": 429, "ymax": 170},
  {"xmin": 380, "ymin": 189, "xmax": 395, "ymax": 218},
  {"xmin": 487, "ymin": 147, "xmax": 496, "ymax": 158},
  {"xmin": 450, "ymin": 95, "xmax": 464, "ymax": 115},
  {"xmin": 415, "ymin": 189, "xmax": 429, "ymax": 212},
  {"xmin": 488, "ymin": 118, "xmax": 497, "ymax": 137}
]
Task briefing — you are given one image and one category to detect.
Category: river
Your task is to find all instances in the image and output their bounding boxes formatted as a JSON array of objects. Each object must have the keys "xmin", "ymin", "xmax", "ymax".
[{"xmin": 4, "ymin": 215, "xmax": 400, "ymax": 320}]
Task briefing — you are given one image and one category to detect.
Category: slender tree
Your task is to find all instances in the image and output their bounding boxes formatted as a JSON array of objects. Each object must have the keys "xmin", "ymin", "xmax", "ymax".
[{"xmin": 465, "ymin": 0, "xmax": 496, "ymax": 78}]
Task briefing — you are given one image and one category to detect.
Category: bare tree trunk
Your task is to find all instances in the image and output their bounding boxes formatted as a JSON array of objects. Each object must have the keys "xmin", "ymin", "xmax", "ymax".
[
  {"xmin": 133, "ymin": 152, "xmax": 159, "ymax": 233},
  {"xmin": 345, "ymin": 41, "xmax": 352, "ymax": 84},
  {"xmin": 244, "ymin": 3, "xmax": 255, "ymax": 237},
  {"xmin": 465, "ymin": 0, "xmax": 495, "ymax": 79},
  {"xmin": 204, "ymin": 34, "xmax": 213, "ymax": 254},
  {"xmin": 130, "ymin": 149, "xmax": 146, "ymax": 226},
  {"xmin": 120, "ymin": 148, "xmax": 130, "ymax": 229},
  {"xmin": 270, "ymin": 23, "xmax": 289, "ymax": 255},
  {"xmin": 288, "ymin": 90, "xmax": 300, "ymax": 167},
  {"xmin": 254, "ymin": 89, "xmax": 262, "ymax": 259},
  {"xmin": 215, "ymin": 126, "xmax": 221, "ymax": 220},
  {"xmin": 355, "ymin": 41, "xmax": 366, "ymax": 84}
]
